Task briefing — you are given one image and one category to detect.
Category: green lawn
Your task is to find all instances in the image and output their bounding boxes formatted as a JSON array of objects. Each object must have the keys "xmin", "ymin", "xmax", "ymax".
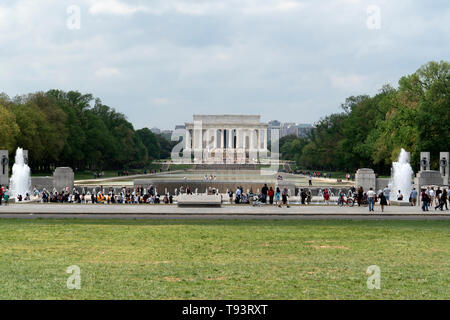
[{"xmin": 0, "ymin": 219, "xmax": 448, "ymax": 300}]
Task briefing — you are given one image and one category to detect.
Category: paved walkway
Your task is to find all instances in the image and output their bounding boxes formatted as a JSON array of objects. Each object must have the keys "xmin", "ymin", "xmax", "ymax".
[{"xmin": 0, "ymin": 203, "xmax": 449, "ymax": 220}]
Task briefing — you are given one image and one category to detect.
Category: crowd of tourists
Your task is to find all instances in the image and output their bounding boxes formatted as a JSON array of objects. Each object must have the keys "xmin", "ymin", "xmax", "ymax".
[{"xmin": 1, "ymin": 182, "xmax": 448, "ymax": 212}]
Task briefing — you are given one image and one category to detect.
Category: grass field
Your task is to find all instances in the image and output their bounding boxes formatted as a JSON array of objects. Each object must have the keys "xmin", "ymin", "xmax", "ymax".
[{"xmin": 0, "ymin": 219, "xmax": 449, "ymax": 300}]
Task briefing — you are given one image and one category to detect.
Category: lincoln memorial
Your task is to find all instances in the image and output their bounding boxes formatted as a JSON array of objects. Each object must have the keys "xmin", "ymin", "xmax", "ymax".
[{"xmin": 184, "ymin": 115, "xmax": 269, "ymax": 164}]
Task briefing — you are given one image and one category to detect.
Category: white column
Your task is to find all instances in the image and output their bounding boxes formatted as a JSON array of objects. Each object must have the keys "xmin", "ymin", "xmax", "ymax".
[
  {"xmin": 228, "ymin": 129, "xmax": 232, "ymax": 148},
  {"xmin": 263, "ymin": 128, "xmax": 267, "ymax": 150},
  {"xmin": 236, "ymin": 129, "xmax": 240, "ymax": 149},
  {"xmin": 185, "ymin": 128, "xmax": 191, "ymax": 149}
]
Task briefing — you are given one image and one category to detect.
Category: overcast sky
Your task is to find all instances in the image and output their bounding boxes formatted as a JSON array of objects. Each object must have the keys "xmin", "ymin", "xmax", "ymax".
[{"xmin": 0, "ymin": 0, "xmax": 449, "ymax": 129}]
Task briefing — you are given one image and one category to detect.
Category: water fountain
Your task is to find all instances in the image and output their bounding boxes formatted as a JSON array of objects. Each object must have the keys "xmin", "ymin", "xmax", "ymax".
[
  {"xmin": 10, "ymin": 148, "xmax": 31, "ymax": 201},
  {"xmin": 389, "ymin": 148, "xmax": 414, "ymax": 202}
]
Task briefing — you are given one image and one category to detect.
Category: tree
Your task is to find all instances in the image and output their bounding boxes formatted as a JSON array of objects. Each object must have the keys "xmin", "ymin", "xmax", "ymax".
[{"xmin": 0, "ymin": 104, "xmax": 20, "ymax": 152}]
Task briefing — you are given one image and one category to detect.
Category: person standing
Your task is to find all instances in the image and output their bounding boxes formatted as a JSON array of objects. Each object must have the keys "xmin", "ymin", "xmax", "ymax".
[
  {"xmin": 228, "ymin": 190, "xmax": 233, "ymax": 205},
  {"xmin": 367, "ymin": 188, "xmax": 376, "ymax": 212},
  {"xmin": 421, "ymin": 189, "xmax": 429, "ymax": 212},
  {"xmin": 378, "ymin": 190, "xmax": 387, "ymax": 212},
  {"xmin": 308, "ymin": 174, "xmax": 312, "ymax": 186},
  {"xmin": 261, "ymin": 184, "xmax": 268, "ymax": 204},
  {"xmin": 276, "ymin": 187, "xmax": 281, "ymax": 207},
  {"xmin": 0, "ymin": 185, "xmax": 3, "ymax": 206},
  {"xmin": 383, "ymin": 186, "xmax": 391, "ymax": 205},
  {"xmin": 357, "ymin": 187, "xmax": 364, "ymax": 206},
  {"xmin": 410, "ymin": 188, "xmax": 418, "ymax": 206},
  {"xmin": 268, "ymin": 187, "xmax": 274, "ymax": 205},
  {"xmin": 3, "ymin": 187, "xmax": 9, "ymax": 206}
]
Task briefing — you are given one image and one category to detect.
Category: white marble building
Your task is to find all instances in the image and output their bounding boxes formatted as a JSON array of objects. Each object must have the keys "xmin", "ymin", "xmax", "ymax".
[{"xmin": 185, "ymin": 115, "xmax": 268, "ymax": 164}]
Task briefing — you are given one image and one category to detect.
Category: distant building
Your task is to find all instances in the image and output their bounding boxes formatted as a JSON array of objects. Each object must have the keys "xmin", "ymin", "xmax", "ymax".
[
  {"xmin": 175, "ymin": 125, "xmax": 186, "ymax": 131},
  {"xmin": 150, "ymin": 127, "xmax": 161, "ymax": 135}
]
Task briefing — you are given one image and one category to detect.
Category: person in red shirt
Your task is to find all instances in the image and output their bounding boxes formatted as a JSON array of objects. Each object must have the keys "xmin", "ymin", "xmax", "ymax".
[{"xmin": 268, "ymin": 187, "xmax": 274, "ymax": 205}]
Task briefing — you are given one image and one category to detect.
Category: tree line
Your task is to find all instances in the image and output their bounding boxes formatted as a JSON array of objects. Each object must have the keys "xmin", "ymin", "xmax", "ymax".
[
  {"xmin": 0, "ymin": 90, "xmax": 175, "ymax": 172},
  {"xmin": 279, "ymin": 61, "xmax": 449, "ymax": 174}
]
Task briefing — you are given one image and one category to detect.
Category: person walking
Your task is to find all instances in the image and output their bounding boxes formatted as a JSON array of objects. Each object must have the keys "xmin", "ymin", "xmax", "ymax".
[
  {"xmin": 268, "ymin": 187, "xmax": 274, "ymax": 205},
  {"xmin": 367, "ymin": 188, "xmax": 376, "ymax": 212},
  {"xmin": 410, "ymin": 188, "xmax": 418, "ymax": 206},
  {"xmin": 281, "ymin": 187, "xmax": 290, "ymax": 208},
  {"xmin": 379, "ymin": 191, "xmax": 387, "ymax": 213},
  {"xmin": 436, "ymin": 189, "xmax": 448, "ymax": 211},
  {"xmin": 306, "ymin": 189, "xmax": 312, "ymax": 205}
]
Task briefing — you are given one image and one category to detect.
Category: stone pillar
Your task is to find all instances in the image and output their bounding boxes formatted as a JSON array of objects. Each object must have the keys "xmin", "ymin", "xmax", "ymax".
[
  {"xmin": 250, "ymin": 129, "xmax": 254, "ymax": 150},
  {"xmin": 185, "ymin": 128, "xmax": 191, "ymax": 149},
  {"xmin": 263, "ymin": 129, "xmax": 267, "ymax": 150},
  {"xmin": 23, "ymin": 150, "xmax": 29, "ymax": 165},
  {"xmin": 420, "ymin": 152, "xmax": 430, "ymax": 171},
  {"xmin": 355, "ymin": 168, "xmax": 376, "ymax": 192},
  {"xmin": 53, "ymin": 167, "xmax": 74, "ymax": 192},
  {"xmin": 440, "ymin": 152, "xmax": 449, "ymax": 185},
  {"xmin": 0, "ymin": 150, "xmax": 9, "ymax": 187},
  {"xmin": 228, "ymin": 129, "xmax": 233, "ymax": 149}
]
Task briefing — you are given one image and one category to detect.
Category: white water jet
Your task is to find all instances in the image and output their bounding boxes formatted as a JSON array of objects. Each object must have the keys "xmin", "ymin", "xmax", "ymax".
[
  {"xmin": 389, "ymin": 148, "xmax": 414, "ymax": 201},
  {"xmin": 10, "ymin": 147, "xmax": 31, "ymax": 200}
]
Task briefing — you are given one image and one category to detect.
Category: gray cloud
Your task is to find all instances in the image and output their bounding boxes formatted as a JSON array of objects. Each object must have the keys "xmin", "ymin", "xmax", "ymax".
[{"xmin": 0, "ymin": 0, "xmax": 448, "ymax": 129}]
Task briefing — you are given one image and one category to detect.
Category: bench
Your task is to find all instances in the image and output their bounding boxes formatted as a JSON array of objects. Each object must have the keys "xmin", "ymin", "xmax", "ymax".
[{"xmin": 176, "ymin": 194, "xmax": 222, "ymax": 207}]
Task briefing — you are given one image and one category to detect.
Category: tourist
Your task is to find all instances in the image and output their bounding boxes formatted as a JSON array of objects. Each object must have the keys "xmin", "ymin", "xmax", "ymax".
[
  {"xmin": 0, "ymin": 185, "xmax": 3, "ymax": 206},
  {"xmin": 3, "ymin": 187, "xmax": 9, "ymax": 205},
  {"xmin": 228, "ymin": 190, "xmax": 233, "ymax": 205},
  {"xmin": 410, "ymin": 188, "xmax": 418, "ymax": 206},
  {"xmin": 421, "ymin": 189, "xmax": 429, "ymax": 212},
  {"xmin": 275, "ymin": 187, "xmax": 281, "ymax": 207},
  {"xmin": 323, "ymin": 188, "xmax": 330, "ymax": 205},
  {"xmin": 357, "ymin": 187, "xmax": 364, "ymax": 206},
  {"xmin": 397, "ymin": 190, "xmax": 403, "ymax": 201},
  {"xmin": 429, "ymin": 187, "xmax": 435, "ymax": 208},
  {"xmin": 306, "ymin": 189, "xmax": 312, "ymax": 205},
  {"xmin": 261, "ymin": 184, "xmax": 268, "ymax": 203},
  {"xmin": 436, "ymin": 188, "xmax": 448, "ymax": 211},
  {"xmin": 280, "ymin": 187, "xmax": 290, "ymax": 208},
  {"xmin": 235, "ymin": 187, "xmax": 241, "ymax": 204},
  {"xmin": 308, "ymin": 174, "xmax": 312, "ymax": 186},
  {"xmin": 378, "ymin": 191, "xmax": 387, "ymax": 213},
  {"xmin": 268, "ymin": 187, "xmax": 274, "ymax": 205},
  {"xmin": 300, "ymin": 189, "xmax": 307, "ymax": 205},
  {"xmin": 367, "ymin": 188, "xmax": 376, "ymax": 212},
  {"xmin": 383, "ymin": 186, "xmax": 391, "ymax": 205}
]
